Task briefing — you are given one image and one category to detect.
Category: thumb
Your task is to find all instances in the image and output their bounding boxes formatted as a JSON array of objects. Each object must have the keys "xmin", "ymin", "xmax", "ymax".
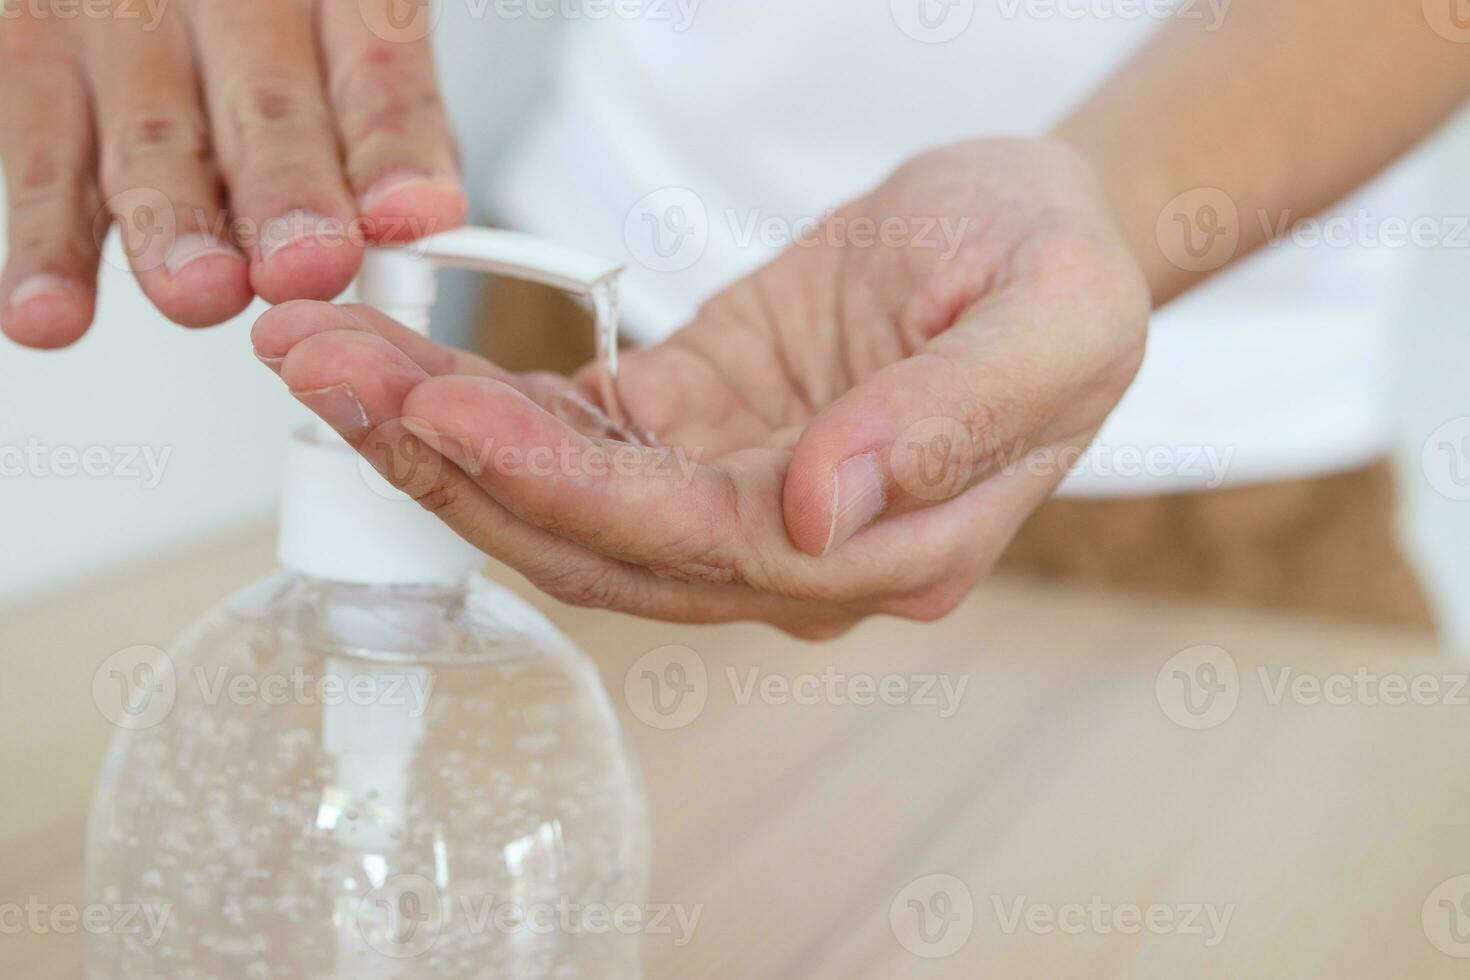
[{"xmin": 782, "ymin": 321, "xmax": 1057, "ymax": 557}]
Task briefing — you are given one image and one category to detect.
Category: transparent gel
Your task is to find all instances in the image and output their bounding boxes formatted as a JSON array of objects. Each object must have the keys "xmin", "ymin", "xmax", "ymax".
[{"xmin": 87, "ymin": 572, "xmax": 650, "ymax": 979}]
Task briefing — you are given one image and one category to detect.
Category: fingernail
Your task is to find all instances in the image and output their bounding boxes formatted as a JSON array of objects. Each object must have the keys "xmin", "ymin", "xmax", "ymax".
[
  {"xmin": 165, "ymin": 234, "xmax": 246, "ymax": 276},
  {"xmin": 824, "ymin": 453, "xmax": 887, "ymax": 556},
  {"xmin": 254, "ymin": 351, "xmax": 285, "ymax": 372},
  {"xmin": 9, "ymin": 273, "xmax": 76, "ymax": 310},
  {"xmin": 293, "ymin": 383, "xmax": 370, "ymax": 437},
  {"xmin": 359, "ymin": 171, "xmax": 459, "ymax": 212},
  {"xmin": 259, "ymin": 210, "xmax": 340, "ymax": 263}
]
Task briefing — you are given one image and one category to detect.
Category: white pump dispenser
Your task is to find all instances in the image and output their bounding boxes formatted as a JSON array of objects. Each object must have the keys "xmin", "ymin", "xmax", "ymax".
[
  {"xmin": 88, "ymin": 229, "xmax": 650, "ymax": 980},
  {"xmin": 276, "ymin": 228, "xmax": 625, "ymax": 586}
]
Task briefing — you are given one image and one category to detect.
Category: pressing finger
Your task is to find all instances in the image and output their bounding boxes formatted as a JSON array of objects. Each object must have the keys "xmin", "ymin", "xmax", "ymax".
[
  {"xmin": 84, "ymin": 5, "xmax": 252, "ymax": 327},
  {"xmin": 319, "ymin": 0, "xmax": 466, "ymax": 242},
  {"xmin": 187, "ymin": 0, "xmax": 362, "ymax": 303}
]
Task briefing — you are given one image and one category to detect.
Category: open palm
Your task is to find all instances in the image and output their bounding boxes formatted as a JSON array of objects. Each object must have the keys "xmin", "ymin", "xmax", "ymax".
[{"xmin": 254, "ymin": 139, "xmax": 1149, "ymax": 637}]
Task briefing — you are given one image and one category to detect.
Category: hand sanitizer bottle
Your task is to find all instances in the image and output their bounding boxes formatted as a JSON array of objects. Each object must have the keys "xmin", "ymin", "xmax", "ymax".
[{"xmin": 86, "ymin": 231, "xmax": 651, "ymax": 979}]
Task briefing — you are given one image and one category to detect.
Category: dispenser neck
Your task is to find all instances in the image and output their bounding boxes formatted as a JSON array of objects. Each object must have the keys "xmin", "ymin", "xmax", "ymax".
[{"xmin": 277, "ymin": 425, "xmax": 485, "ymax": 587}]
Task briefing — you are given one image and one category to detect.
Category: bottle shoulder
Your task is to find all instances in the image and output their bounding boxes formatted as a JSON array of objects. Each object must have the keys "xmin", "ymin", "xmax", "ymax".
[{"xmin": 186, "ymin": 569, "xmax": 584, "ymax": 668}]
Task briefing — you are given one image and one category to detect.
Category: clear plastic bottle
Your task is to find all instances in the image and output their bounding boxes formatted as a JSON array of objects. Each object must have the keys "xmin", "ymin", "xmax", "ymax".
[
  {"xmin": 87, "ymin": 231, "xmax": 651, "ymax": 978},
  {"xmin": 87, "ymin": 570, "xmax": 649, "ymax": 979}
]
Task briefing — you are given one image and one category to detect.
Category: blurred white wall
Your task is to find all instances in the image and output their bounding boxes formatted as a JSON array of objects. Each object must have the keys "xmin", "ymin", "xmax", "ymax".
[
  {"xmin": 1397, "ymin": 109, "xmax": 1470, "ymax": 648},
  {"xmin": 0, "ymin": 252, "xmax": 294, "ymax": 606},
  {"xmin": 1, "ymin": 15, "xmax": 1467, "ymax": 646}
]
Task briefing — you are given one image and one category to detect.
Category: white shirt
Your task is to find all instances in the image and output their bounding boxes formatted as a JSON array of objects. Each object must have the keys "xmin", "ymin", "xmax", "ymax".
[{"xmin": 487, "ymin": 1, "xmax": 1426, "ymax": 495}]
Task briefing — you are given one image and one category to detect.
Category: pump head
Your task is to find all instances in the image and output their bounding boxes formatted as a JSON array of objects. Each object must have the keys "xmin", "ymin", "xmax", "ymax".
[{"xmin": 276, "ymin": 228, "xmax": 626, "ymax": 586}]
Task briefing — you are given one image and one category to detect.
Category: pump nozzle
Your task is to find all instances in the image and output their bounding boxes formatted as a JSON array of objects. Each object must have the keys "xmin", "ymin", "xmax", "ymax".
[{"xmin": 356, "ymin": 228, "xmax": 624, "ymax": 334}]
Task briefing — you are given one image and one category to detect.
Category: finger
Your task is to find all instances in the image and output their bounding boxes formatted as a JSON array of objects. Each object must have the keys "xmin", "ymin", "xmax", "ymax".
[
  {"xmin": 187, "ymin": 0, "xmax": 362, "ymax": 303},
  {"xmin": 252, "ymin": 299, "xmax": 505, "ymax": 377},
  {"xmin": 278, "ymin": 326, "xmax": 639, "ymax": 584},
  {"xmin": 273, "ymin": 323, "xmax": 825, "ymax": 627},
  {"xmin": 0, "ymin": 15, "xmax": 98, "ymax": 348},
  {"xmin": 84, "ymin": 7, "xmax": 252, "ymax": 327},
  {"xmin": 319, "ymin": 0, "xmax": 466, "ymax": 242},
  {"xmin": 260, "ymin": 304, "xmax": 943, "ymax": 621},
  {"xmin": 253, "ymin": 299, "xmax": 636, "ymax": 439},
  {"xmin": 782, "ymin": 276, "xmax": 1147, "ymax": 557},
  {"xmin": 404, "ymin": 373, "xmax": 976, "ymax": 607},
  {"xmin": 401, "ymin": 373, "xmax": 761, "ymax": 579}
]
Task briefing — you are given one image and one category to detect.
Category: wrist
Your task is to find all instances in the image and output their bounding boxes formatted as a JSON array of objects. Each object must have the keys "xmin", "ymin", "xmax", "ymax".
[{"xmin": 1047, "ymin": 122, "xmax": 1184, "ymax": 309}]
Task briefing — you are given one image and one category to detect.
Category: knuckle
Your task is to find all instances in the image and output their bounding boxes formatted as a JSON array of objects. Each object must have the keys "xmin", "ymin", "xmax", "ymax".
[
  {"xmin": 9, "ymin": 143, "xmax": 89, "ymax": 208},
  {"xmin": 332, "ymin": 51, "xmax": 445, "ymax": 145},
  {"xmin": 106, "ymin": 113, "xmax": 208, "ymax": 176},
  {"xmin": 942, "ymin": 379, "xmax": 1025, "ymax": 479},
  {"xmin": 918, "ymin": 348, "xmax": 1032, "ymax": 480},
  {"xmin": 409, "ymin": 478, "xmax": 464, "ymax": 521},
  {"xmin": 0, "ymin": 11, "xmax": 60, "ymax": 65},
  {"xmin": 225, "ymin": 78, "xmax": 332, "ymax": 140}
]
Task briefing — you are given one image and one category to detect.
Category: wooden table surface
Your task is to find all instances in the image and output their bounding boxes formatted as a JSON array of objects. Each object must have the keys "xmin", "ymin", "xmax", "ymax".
[{"xmin": 3, "ymin": 524, "xmax": 1469, "ymax": 978}]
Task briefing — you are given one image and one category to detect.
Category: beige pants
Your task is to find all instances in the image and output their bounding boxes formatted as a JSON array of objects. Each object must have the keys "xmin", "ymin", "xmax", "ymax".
[{"xmin": 478, "ymin": 279, "xmax": 1434, "ymax": 629}]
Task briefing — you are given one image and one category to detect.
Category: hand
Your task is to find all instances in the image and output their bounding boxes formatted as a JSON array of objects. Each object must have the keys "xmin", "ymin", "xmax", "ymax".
[
  {"xmin": 0, "ymin": 0, "xmax": 464, "ymax": 348},
  {"xmin": 253, "ymin": 139, "xmax": 1149, "ymax": 638}
]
